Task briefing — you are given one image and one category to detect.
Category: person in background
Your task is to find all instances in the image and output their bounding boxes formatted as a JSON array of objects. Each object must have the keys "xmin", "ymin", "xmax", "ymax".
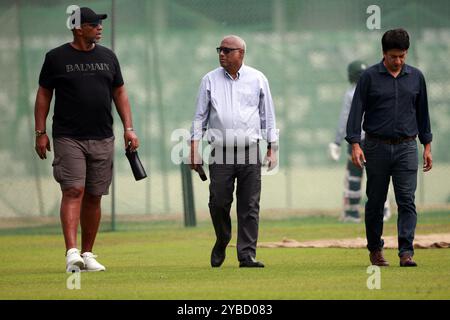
[{"xmin": 329, "ymin": 60, "xmax": 391, "ymax": 223}]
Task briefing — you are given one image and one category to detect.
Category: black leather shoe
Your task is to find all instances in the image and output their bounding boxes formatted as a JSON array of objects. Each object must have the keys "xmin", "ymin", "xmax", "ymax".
[
  {"xmin": 239, "ymin": 256, "xmax": 264, "ymax": 268},
  {"xmin": 211, "ymin": 243, "xmax": 226, "ymax": 267}
]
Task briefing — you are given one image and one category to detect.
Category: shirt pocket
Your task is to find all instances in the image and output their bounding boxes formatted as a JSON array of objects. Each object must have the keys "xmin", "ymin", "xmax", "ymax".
[
  {"xmin": 368, "ymin": 84, "xmax": 394, "ymax": 105},
  {"xmin": 238, "ymin": 88, "xmax": 260, "ymax": 108}
]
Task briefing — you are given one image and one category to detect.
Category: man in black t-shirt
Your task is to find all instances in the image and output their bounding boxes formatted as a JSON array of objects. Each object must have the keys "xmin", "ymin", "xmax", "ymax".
[{"xmin": 34, "ymin": 7, "xmax": 139, "ymax": 272}]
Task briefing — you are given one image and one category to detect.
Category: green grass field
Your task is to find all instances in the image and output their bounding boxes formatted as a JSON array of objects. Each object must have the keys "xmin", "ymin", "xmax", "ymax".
[{"xmin": 0, "ymin": 211, "xmax": 449, "ymax": 300}]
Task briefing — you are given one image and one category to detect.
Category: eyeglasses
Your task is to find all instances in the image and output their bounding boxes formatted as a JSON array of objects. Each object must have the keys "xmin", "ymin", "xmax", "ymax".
[
  {"xmin": 82, "ymin": 21, "xmax": 102, "ymax": 28},
  {"xmin": 216, "ymin": 47, "xmax": 240, "ymax": 54}
]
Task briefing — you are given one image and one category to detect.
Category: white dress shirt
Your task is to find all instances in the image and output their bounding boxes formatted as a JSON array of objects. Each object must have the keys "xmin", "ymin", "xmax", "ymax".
[{"xmin": 191, "ymin": 64, "xmax": 278, "ymax": 147}]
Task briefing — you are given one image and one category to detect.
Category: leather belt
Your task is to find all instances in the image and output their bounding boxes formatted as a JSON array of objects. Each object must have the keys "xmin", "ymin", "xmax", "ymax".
[
  {"xmin": 209, "ymin": 140, "xmax": 260, "ymax": 149},
  {"xmin": 367, "ymin": 134, "xmax": 416, "ymax": 145}
]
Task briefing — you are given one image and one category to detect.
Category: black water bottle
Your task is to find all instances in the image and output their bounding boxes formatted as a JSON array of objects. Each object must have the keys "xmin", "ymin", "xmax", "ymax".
[{"xmin": 125, "ymin": 146, "xmax": 147, "ymax": 181}]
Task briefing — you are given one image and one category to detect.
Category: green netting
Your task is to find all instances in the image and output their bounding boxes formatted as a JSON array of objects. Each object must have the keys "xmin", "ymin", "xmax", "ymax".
[{"xmin": 0, "ymin": 0, "xmax": 449, "ymax": 229}]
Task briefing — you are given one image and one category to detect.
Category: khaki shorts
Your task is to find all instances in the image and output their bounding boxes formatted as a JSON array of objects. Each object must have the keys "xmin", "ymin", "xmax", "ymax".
[{"xmin": 52, "ymin": 137, "xmax": 114, "ymax": 195}]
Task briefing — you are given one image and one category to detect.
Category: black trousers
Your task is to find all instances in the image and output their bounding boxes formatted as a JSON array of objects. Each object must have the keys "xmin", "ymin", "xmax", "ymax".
[
  {"xmin": 364, "ymin": 137, "xmax": 418, "ymax": 257},
  {"xmin": 208, "ymin": 144, "xmax": 261, "ymax": 261}
]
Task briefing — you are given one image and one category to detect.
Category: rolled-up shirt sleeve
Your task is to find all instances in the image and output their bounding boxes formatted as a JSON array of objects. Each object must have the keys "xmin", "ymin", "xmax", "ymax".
[
  {"xmin": 190, "ymin": 76, "xmax": 211, "ymax": 141},
  {"xmin": 259, "ymin": 75, "xmax": 278, "ymax": 143},
  {"xmin": 416, "ymin": 72, "xmax": 433, "ymax": 145},
  {"xmin": 346, "ymin": 76, "xmax": 366, "ymax": 144}
]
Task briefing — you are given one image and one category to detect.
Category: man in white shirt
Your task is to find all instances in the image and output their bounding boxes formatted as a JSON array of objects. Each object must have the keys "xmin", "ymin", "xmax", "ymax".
[{"xmin": 190, "ymin": 35, "xmax": 278, "ymax": 268}]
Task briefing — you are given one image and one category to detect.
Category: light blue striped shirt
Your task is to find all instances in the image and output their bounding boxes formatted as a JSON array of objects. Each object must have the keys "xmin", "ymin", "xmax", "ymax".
[{"xmin": 191, "ymin": 64, "xmax": 278, "ymax": 147}]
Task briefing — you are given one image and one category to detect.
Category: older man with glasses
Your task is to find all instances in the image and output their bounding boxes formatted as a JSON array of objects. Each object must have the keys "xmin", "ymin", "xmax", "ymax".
[
  {"xmin": 34, "ymin": 7, "xmax": 139, "ymax": 272},
  {"xmin": 190, "ymin": 35, "xmax": 279, "ymax": 268}
]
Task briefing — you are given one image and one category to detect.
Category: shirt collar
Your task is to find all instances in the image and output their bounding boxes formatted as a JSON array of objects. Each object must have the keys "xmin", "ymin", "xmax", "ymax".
[
  {"xmin": 378, "ymin": 59, "xmax": 411, "ymax": 75},
  {"xmin": 224, "ymin": 64, "xmax": 244, "ymax": 80}
]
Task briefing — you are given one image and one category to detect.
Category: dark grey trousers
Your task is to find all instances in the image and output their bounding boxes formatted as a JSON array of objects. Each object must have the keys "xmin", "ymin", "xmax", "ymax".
[
  {"xmin": 363, "ymin": 137, "xmax": 418, "ymax": 257},
  {"xmin": 208, "ymin": 145, "xmax": 261, "ymax": 262}
]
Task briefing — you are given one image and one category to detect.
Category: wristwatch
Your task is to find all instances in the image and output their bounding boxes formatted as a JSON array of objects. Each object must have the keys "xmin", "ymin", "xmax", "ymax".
[{"xmin": 35, "ymin": 130, "xmax": 46, "ymax": 137}]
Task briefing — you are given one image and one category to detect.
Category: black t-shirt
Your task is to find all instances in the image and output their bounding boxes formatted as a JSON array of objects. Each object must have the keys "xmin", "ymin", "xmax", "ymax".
[{"xmin": 39, "ymin": 43, "xmax": 124, "ymax": 139}]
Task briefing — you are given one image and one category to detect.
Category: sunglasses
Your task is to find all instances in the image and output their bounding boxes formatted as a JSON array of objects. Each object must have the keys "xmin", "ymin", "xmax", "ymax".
[
  {"xmin": 83, "ymin": 21, "xmax": 102, "ymax": 28},
  {"xmin": 216, "ymin": 47, "xmax": 240, "ymax": 54}
]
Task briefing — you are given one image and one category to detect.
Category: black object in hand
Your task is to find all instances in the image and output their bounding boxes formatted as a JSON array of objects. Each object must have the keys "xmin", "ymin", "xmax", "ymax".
[
  {"xmin": 125, "ymin": 146, "xmax": 147, "ymax": 181},
  {"xmin": 197, "ymin": 165, "xmax": 207, "ymax": 181}
]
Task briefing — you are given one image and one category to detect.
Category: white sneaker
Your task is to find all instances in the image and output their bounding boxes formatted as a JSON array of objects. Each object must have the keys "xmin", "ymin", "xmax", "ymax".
[
  {"xmin": 66, "ymin": 248, "xmax": 85, "ymax": 273},
  {"xmin": 81, "ymin": 252, "xmax": 106, "ymax": 272}
]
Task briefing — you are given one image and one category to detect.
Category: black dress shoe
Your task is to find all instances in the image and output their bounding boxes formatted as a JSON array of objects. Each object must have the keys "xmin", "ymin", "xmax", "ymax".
[
  {"xmin": 239, "ymin": 256, "xmax": 264, "ymax": 268},
  {"xmin": 211, "ymin": 243, "xmax": 226, "ymax": 267}
]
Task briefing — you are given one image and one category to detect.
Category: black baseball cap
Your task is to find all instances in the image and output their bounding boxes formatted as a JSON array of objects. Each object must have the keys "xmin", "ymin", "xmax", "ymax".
[
  {"xmin": 79, "ymin": 7, "xmax": 107, "ymax": 24},
  {"xmin": 69, "ymin": 7, "xmax": 107, "ymax": 30}
]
